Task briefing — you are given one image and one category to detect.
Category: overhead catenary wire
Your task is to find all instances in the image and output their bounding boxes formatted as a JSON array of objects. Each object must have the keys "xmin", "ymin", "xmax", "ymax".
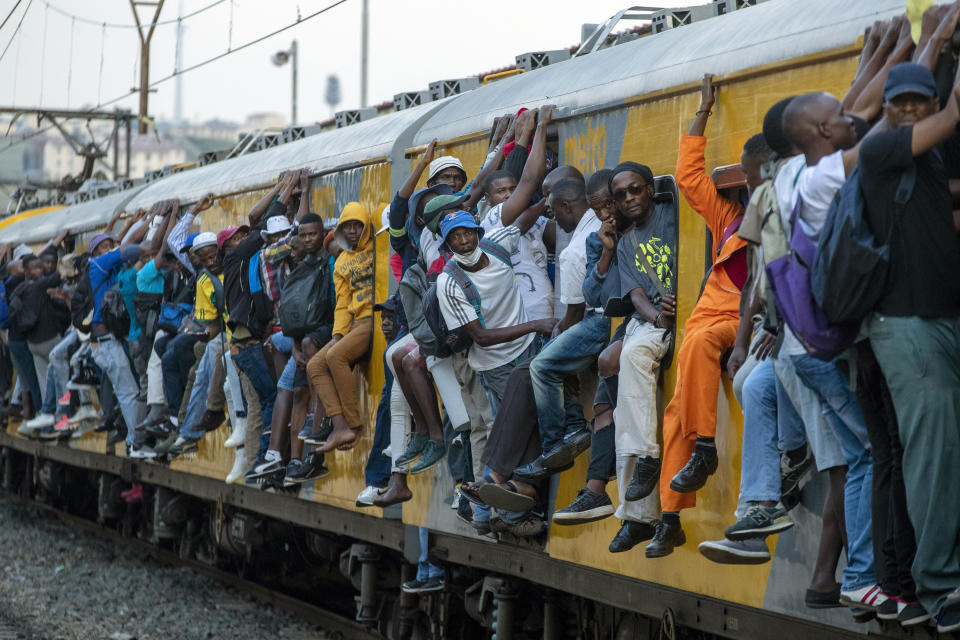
[
  {"xmin": 0, "ymin": 0, "xmax": 33, "ymax": 66},
  {"xmin": 0, "ymin": 0, "xmax": 350, "ymax": 153},
  {"xmin": 0, "ymin": 0, "xmax": 24, "ymax": 33},
  {"xmin": 41, "ymin": 0, "xmax": 226, "ymax": 30}
]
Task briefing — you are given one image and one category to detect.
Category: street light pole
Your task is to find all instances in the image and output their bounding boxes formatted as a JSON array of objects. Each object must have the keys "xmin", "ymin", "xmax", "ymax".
[{"xmin": 290, "ymin": 39, "xmax": 298, "ymax": 125}]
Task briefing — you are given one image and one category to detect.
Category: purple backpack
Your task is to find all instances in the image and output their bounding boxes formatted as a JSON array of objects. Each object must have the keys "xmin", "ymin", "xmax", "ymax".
[{"xmin": 765, "ymin": 195, "xmax": 858, "ymax": 361}]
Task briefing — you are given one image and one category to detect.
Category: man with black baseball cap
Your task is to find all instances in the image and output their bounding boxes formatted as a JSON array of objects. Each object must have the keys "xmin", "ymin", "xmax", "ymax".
[{"xmin": 860, "ymin": 60, "xmax": 960, "ymax": 633}]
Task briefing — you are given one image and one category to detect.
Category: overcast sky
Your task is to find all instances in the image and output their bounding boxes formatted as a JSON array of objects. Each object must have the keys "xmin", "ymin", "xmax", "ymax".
[{"xmin": 0, "ymin": 0, "xmax": 695, "ymax": 126}]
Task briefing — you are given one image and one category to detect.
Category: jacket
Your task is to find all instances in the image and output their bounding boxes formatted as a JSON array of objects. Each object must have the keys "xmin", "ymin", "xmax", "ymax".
[
  {"xmin": 398, "ymin": 260, "xmax": 442, "ymax": 356},
  {"xmin": 332, "ymin": 202, "xmax": 374, "ymax": 337},
  {"xmin": 222, "ymin": 203, "xmax": 283, "ymax": 339}
]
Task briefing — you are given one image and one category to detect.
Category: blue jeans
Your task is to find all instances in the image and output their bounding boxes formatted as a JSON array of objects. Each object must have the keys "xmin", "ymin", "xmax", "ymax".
[
  {"xmin": 529, "ymin": 312, "xmax": 610, "ymax": 452},
  {"xmin": 415, "ymin": 527, "xmax": 443, "ymax": 580},
  {"xmin": 162, "ymin": 332, "xmax": 200, "ymax": 414},
  {"xmin": 8, "ymin": 338, "xmax": 40, "ymax": 409},
  {"xmin": 41, "ymin": 331, "xmax": 78, "ymax": 415},
  {"xmin": 91, "ymin": 337, "xmax": 140, "ymax": 446},
  {"xmin": 180, "ymin": 339, "xmax": 221, "ymax": 439},
  {"xmin": 738, "ymin": 358, "xmax": 807, "ymax": 506},
  {"xmin": 791, "ymin": 353, "xmax": 875, "ymax": 591},
  {"xmin": 365, "ymin": 334, "xmax": 401, "ymax": 488},
  {"xmin": 229, "ymin": 341, "xmax": 276, "ymax": 454}
]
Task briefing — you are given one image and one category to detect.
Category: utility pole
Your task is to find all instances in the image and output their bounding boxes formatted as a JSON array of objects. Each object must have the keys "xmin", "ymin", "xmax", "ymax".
[
  {"xmin": 360, "ymin": 0, "xmax": 368, "ymax": 107},
  {"xmin": 130, "ymin": 0, "xmax": 165, "ymax": 135},
  {"xmin": 291, "ymin": 40, "xmax": 298, "ymax": 125}
]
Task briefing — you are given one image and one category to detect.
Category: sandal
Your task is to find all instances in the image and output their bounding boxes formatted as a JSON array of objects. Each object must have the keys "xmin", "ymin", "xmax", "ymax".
[
  {"xmin": 478, "ymin": 481, "xmax": 536, "ymax": 512},
  {"xmin": 460, "ymin": 481, "xmax": 487, "ymax": 506}
]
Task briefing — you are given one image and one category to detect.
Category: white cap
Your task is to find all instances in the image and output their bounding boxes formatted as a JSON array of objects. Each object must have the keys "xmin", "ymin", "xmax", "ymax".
[
  {"xmin": 12, "ymin": 244, "xmax": 32, "ymax": 260},
  {"xmin": 261, "ymin": 215, "xmax": 293, "ymax": 240},
  {"xmin": 377, "ymin": 205, "xmax": 391, "ymax": 235},
  {"xmin": 428, "ymin": 156, "xmax": 465, "ymax": 182},
  {"xmin": 189, "ymin": 231, "xmax": 218, "ymax": 253}
]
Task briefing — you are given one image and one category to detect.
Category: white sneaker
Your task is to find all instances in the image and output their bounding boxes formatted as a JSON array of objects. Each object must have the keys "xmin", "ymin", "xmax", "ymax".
[
  {"xmin": 23, "ymin": 413, "xmax": 55, "ymax": 430},
  {"xmin": 698, "ymin": 538, "xmax": 770, "ymax": 565},
  {"xmin": 381, "ymin": 444, "xmax": 392, "ymax": 458},
  {"xmin": 68, "ymin": 405, "xmax": 100, "ymax": 426},
  {"xmin": 128, "ymin": 444, "xmax": 158, "ymax": 459},
  {"xmin": 355, "ymin": 485, "xmax": 384, "ymax": 507},
  {"xmin": 451, "ymin": 485, "xmax": 462, "ymax": 510},
  {"xmin": 840, "ymin": 585, "xmax": 887, "ymax": 610},
  {"xmin": 224, "ymin": 416, "xmax": 246, "ymax": 448},
  {"xmin": 225, "ymin": 447, "xmax": 249, "ymax": 484}
]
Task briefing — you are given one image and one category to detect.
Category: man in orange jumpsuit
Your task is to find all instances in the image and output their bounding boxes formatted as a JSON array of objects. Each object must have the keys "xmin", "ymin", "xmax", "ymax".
[{"xmin": 645, "ymin": 75, "xmax": 772, "ymax": 558}]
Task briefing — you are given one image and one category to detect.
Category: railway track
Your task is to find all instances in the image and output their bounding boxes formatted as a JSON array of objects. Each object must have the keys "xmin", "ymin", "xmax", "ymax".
[{"xmin": 0, "ymin": 490, "xmax": 382, "ymax": 640}]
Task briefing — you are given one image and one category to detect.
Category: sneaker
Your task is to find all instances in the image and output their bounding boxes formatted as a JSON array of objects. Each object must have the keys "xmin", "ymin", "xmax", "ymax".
[
  {"xmin": 898, "ymin": 602, "xmax": 930, "ymax": 627},
  {"xmin": 145, "ymin": 419, "xmax": 175, "ymax": 440},
  {"xmin": 68, "ymin": 404, "xmax": 101, "ymax": 426},
  {"xmin": 23, "ymin": 413, "xmax": 55, "ymax": 431},
  {"xmin": 780, "ymin": 445, "xmax": 814, "ymax": 498},
  {"xmin": 724, "ymin": 504, "xmax": 793, "ymax": 540},
  {"xmin": 260, "ymin": 469, "xmax": 287, "ymax": 492},
  {"xmin": 196, "ymin": 409, "xmax": 224, "ymax": 433},
  {"xmin": 37, "ymin": 425, "xmax": 68, "ymax": 441},
  {"xmin": 356, "ymin": 485, "xmax": 385, "ymax": 507},
  {"xmin": 56, "ymin": 416, "xmax": 74, "ymax": 432},
  {"xmin": 451, "ymin": 433, "xmax": 464, "ymax": 449},
  {"xmin": 106, "ymin": 424, "xmax": 128, "ymax": 449},
  {"xmin": 645, "ymin": 520, "xmax": 686, "ymax": 558},
  {"xmin": 624, "ymin": 456, "xmax": 660, "ymax": 502},
  {"xmin": 471, "ymin": 518, "xmax": 492, "ymax": 536},
  {"xmin": 244, "ymin": 455, "xmax": 266, "ymax": 482},
  {"xmin": 401, "ymin": 576, "xmax": 445, "ymax": 593},
  {"xmin": 135, "ymin": 404, "xmax": 168, "ymax": 431},
  {"xmin": 505, "ymin": 514, "xmax": 546, "ymax": 538},
  {"xmin": 552, "ymin": 487, "xmax": 614, "ymax": 525},
  {"xmin": 225, "ymin": 448, "xmax": 249, "ymax": 484},
  {"xmin": 456, "ymin": 496, "xmax": 473, "ymax": 526},
  {"xmin": 248, "ymin": 455, "xmax": 283, "ymax": 479},
  {"xmin": 608, "ymin": 520, "xmax": 656, "ymax": 553},
  {"xmin": 395, "ymin": 433, "xmax": 429, "ymax": 466},
  {"xmin": 283, "ymin": 454, "xmax": 329, "ymax": 486},
  {"xmin": 303, "ymin": 417, "xmax": 334, "ymax": 446},
  {"xmin": 851, "ymin": 607, "xmax": 876, "ymax": 624},
  {"xmin": 166, "ymin": 436, "xmax": 199, "ymax": 458},
  {"xmin": 297, "ymin": 414, "xmax": 314, "ymax": 440},
  {"xmin": 668, "ymin": 444, "xmax": 718, "ymax": 493},
  {"xmin": 451, "ymin": 485, "xmax": 462, "ymax": 510},
  {"xmin": 128, "ymin": 444, "xmax": 159, "ymax": 459},
  {"xmin": 698, "ymin": 538, "xmax": 770, "ymax": 565},
  {"xmin": 876, "ymin": 596, "xmax": 903, "ymax": 621},
  {"xmin": 839, "ymin": 585, "xmax": 888, "ymax": 610},
  {"xmin": 410, "ymin": 440, "xmax": 446, "ymax": 474},
  {"xmin": 938, "ymin": 608, "xmax": 960, "ymax": 634},
  {"xmin": 153, "ymin": 430, "xmax": 178, "ymax": 455},
  {"xmin": 283, "ymin": 460, "xmax": 307, "ymax": 486}
]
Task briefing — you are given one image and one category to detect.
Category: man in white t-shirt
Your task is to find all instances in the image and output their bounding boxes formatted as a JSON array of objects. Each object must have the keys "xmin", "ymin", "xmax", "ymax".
[
  {"xmin": 516, "ymin": 177, "xmax": 606, "ymax": 482},
  {"xmin": 780, "ymin": 91, "xmax": 879, "ymax": 609}
]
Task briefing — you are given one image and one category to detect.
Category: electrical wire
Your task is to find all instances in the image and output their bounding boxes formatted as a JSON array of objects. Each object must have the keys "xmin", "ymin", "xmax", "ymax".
[
  {"xmin": 0, "ymin": 0, "xmax": 33, "ymax": 66},
  {"xmin": 0, "ymin": 0, "xmax": 351, "ymax": 153},
  {"xmin": 0, "ymin": 0, "xmax": 24, "ymax": 33},
  {"xmin": 41, "ymin": 0, "xmax": 226, "ymax": 30}
]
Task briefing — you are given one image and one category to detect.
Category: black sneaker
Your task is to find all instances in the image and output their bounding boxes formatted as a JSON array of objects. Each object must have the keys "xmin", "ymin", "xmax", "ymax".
[
  {"xmin": 780, "ymin": 445, "xmax": 814, "ymax": 497},
  {"xmin": 248, "ymin": 456, "xmax": 283, "ymax": 479},
  {"xmin": 166, "ymin": 436, "xmax": 199, "ymax": 458},
  {"xmin": 303, "ymin": 416, "xmax": 333, "ymax": 446},
  {"xmin": 645, "ymin": 520, "xmax": 686, "ymax": 558},
  {"xmin": 136, "ymin": 404, "xmax": 168, "ymax": 431},
  {"xmin": 106, "ymin": 423, "xmax": 128, "ymax": 448},
  {"xmin": 401, "ymin": 576, "xmax": 444, "ymax": 593},
  {"xmin": 244, "ymin": 455, "xmax": 266, "ymax": 481},
  {"xmin": 260, "ymin": 469, "xmax": 286, "ymax": 492},
  {"xmin": 724, "ymin": 504, "xmax": 793, "ymax": 540},
  {"xmin": 876, "ymin": 597, "xmax": 901, "ymax": 621},
  {"xmin": 541, "ymin": 428, "xmax": 591, "ymax": 470},
  {"xmin": 552, "ymin": 487, "xmax": 614, "ymax": 525},
  {"xmin": 456, "ymin": 496, "xmax": 473, "ymax": 526},
  {"xmin": 898, "ymin": 602, "xmax": 930, "ymax": 627},
  {"xmin": 625, "ymin": 456, "xmax": 660, "ymax": 502},
  {"xmin": 297, "ymin": 414, "xmax": 314, "ymax": 441},
  {"xmin": 608, "ymin": 520, "xmax": 655, "ymax": 553},
  {"xmin": 283, "ymin": 452, "xmax": 329, "ymax": 486},
  {"xmin": 938, "ymin": 608, "xmax": 960, "ymax": 633},
  {"xmin": 698, "ymin": 538, "xmax": 771, "ymax": 565},
  {"xmin": 153, "ymin": 430, "xmax": 178, "ymax": 456},
  {"xmin": 145, "ymin": 419, "xmax": 175, "ymax": 440},
  {"xmin": 669, "ymin": 444, "xmax": 718, "ymax": 493},
  {"xmin": 37, "ymin": 425, "xmax": 69, "ymax": 441}
]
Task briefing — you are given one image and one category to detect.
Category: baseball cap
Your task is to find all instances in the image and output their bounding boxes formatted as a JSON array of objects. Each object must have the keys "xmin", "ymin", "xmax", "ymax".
[
  {"xmin": 179, "ymin": 231, "xmax": 200, "ymax": 253},
  {"xmin": 883, "ymin": 62, "xmax": 937, "ymax": 102},
  {"xmin": 12, "ymin": 243, "xmax": 32, "ymax": 261},
  {"xmin": 190, "ymin": 231, "xmax": 218, "ymax": 253},
  {"xmin": 424, "ymin": 194, "xmax": 469, "ymax": 234},
  {"xmin": 121, "ymin": 244, "xmax": 141, "ymax": 265},
  {"xmin": 373, "ymin": 297, "xmax": 397, "ymax": 314},
  {"xmin": 216, "ymin": 225, "xmax": 250, "ymax": 250},
  {"xmin": 88, "ymin": 233, "xmax": 118, "ymax": 255},
  {"xmin": 428, "ymin": 156, "xmax": 466, "ymax": 182},
  {"xmin": 408, "ymin": 184, "xmax": 453, "ymax": 222},
  {"xmin": 261, "ymin": 215, "xmax": 292, "ymax": 240},
  {"xmin": 439, "ymin": 210, "xmax": 484, "ymax": 246}
]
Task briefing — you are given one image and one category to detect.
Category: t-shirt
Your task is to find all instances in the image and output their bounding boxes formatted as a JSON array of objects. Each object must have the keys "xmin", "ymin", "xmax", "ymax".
[
  {"xmin": 775, "ymin": 155, "xmax": 806, "ymax": 236},
  {"xmin": 89, "ymin": 249, "xmax": 124, "ymax": 324},
  {"xmin": 136, "ymin": 260, "xmax": 165, "ymax": 295},
  {"xmin": 438, "ymin": 226, "xmax": 534, "ymax": 371},
  {"xmin": 558, "ymin": 209, "xmax": 601, "ymax": 308},
  {"xmin": 860, "ymin": 125, "xmax": 960, "ymax": 317},
  {"xmin": 195, "ymin": 271, "xmax": 230, "ymax": 339},
  {"xmin": 480, "ymin": 203, "xmax": 554, "ymax": 320},
  {"xmin": 617, "ymin": 200, "xmax": 677, "ymax": 322},
  {"xmin": 419, "ymin": 227, "xmax": 444, "ymax": 271},
  {"xmin": 118, "ymin": 267, "xmax": 141, "ymax": 341}
]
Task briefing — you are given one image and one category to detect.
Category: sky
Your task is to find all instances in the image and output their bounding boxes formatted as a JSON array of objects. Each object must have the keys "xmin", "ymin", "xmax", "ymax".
[{"xmin": 0, "ymin": 0, "xmax": 696, "ymax": 126}]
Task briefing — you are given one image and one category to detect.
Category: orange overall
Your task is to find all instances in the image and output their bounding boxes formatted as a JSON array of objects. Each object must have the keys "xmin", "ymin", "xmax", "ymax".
[{"xmin": 660, "ymin": 135, "xmax": 746, "ymax": 514}]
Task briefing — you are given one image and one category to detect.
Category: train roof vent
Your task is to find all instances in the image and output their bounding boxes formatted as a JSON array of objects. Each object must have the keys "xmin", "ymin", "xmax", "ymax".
[
  {"xmin": 393, "ymin": 90, "xmax": 434, "ymax": 112},
  {"xmin": 200, "ymin": 149, "xmax": 230, "ymax": 166},
  {"xmin": 651, "ymin": 5, "xmax": 713, "ymax": 33},
  {"xmin": 711, "ymin": 0, "xmax": 769, "ymax": 16},
  {"xmin": 515, "ymin": 49, "xmax": 572, "ymax": 72},
  {"xmin": 428, "ymin": 78, "xmax": 480, "ymax": 101},
  {"xmin": 335, "ymin": 108, "xmax": 378, "ymax": 128},
  {"xmin": 283, "ymin": 125, "xmax": 325, "ymax": 142}
]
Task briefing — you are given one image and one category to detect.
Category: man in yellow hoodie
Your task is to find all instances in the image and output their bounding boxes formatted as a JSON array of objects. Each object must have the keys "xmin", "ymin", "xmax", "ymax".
[{"xmin": 308, "ymin": 202, "xmax": 374, "ymax": 452}]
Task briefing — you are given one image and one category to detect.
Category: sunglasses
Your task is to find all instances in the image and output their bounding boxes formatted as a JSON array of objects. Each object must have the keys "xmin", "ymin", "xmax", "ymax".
[{"xmin": 612, "ymin": 183, "xmax": 649, "ymax": 202}]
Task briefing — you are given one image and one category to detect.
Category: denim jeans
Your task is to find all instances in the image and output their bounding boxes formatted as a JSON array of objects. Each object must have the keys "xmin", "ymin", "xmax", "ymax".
[
  {"xmin": 90, "ymin": 337, "xmax": 141, "ymax": 446},
  {"xmin": 8, "ymin": 338, "xmax": 40, "ymax": 409},
  {"xmin": 791, "ymin": 353, "xmax": 875, "ymax": 591},
  {"xmin": 230, "ymin": 341, "xmax": 276, "ymax": 453},
  {"xmin": 180, "ymin": 339, "xmax": 222, "ymax": 439},
  {"xmin": 41, "ymin": 331, "xmax": 78, "ymax": 414},
  {"xmin": 529, "ymin": 312, "xmax": 610, "ymax": 452},
  {"xmin": 162, "ymin": 332, "xmax": 200, "ymax": 415},
  {"xmin": 364, "ymin": 334, "xmax": 400, "ymax": 488},
  {"xmin": 415, "ymin": 527, "xmax": 443, "ymax": 580},
  {"xmin": 738, "ymin": 358, "xmax": 806, "ymax": 506}
]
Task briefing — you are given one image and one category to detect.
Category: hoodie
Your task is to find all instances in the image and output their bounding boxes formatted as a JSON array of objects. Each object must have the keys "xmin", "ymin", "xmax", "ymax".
[{"xmin": 332, "ymin": 202, "xmax": 374, "ymax": 336}]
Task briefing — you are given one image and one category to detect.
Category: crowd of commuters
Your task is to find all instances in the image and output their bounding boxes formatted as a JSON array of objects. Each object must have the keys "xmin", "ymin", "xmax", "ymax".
[{"xmin": 0, "ymin": 5, "xmax": 958, "ymax": 629}]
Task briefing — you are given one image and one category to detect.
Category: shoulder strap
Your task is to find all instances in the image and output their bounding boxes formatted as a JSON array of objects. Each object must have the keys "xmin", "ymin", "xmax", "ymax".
[
  {"xmin": 893, "ymin": 164, "xmax": 916, "ymax": 210},
  {"xmin": 442, "ymin": 260, "xmax": 485, "ymax": 328},
  {"xmin": 201, "ymin": 269, "xmax": 226, "ymax": 319},
  {"xmin": 479, "ymin": 237, "xmax": 512, "ymax": 267},
  {"xmin": 627, "ymin": 230, "xmax": 670, "ymax": 299}
]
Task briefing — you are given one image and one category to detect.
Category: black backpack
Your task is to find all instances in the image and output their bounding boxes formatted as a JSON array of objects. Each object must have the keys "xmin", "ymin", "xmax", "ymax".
[
  {"xmin": 100, "ymin": 285, "xmax": 130, "ymax": 338},
  {"xmin": 8, "ymin": 281, "xmax": 39, "ymax": 336},
  {"xmin": 421, "ymin": 238, "xmax": 512, "ymax": 354},
  {"xmin": 277, "ymin": 254, "xmax": 333, "ymax": 339}
]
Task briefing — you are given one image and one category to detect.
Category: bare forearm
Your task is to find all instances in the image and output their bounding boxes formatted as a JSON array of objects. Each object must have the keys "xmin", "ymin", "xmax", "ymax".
[
  {"xmin": 468, "ymin": 321, "xmax": 537, "ymax": 347},
  {"xmin": 629, "ymin": 288, "xmax": 659, "ymax": 325},
  {"xmin": 249, "ymin": 183, "xmax": 282, "ymax": 226}
]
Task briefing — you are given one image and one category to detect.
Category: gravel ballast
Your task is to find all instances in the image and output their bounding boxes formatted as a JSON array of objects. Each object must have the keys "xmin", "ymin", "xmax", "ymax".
[{"xmin": 0, "ymin": 496, "xmax": 329, "ymax": 640}]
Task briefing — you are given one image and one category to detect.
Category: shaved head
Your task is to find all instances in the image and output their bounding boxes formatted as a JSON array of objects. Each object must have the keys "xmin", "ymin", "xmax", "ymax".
[
  {"xmin": 542, "ymin": 165, "xmax": 585, "ymax": 198},
  {"xmin": 782, "ymin": 92, "xmax": 857, "ymax": 155}
]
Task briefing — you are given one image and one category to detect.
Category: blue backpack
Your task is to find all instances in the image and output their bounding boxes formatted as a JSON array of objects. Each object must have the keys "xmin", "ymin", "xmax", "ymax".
[
  {"xmin": 0, "ymin": 279, "xmax": 9, "ymax": 330},
  {"xmin": 811, "ymin": 166, "xmax": 915, "ymax": 325}
]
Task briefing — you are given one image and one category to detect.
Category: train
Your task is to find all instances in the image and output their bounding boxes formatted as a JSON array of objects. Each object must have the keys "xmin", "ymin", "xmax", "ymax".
[{"xmin": 0, "ymin": 0, "xmax": 914, "ymax": 638}]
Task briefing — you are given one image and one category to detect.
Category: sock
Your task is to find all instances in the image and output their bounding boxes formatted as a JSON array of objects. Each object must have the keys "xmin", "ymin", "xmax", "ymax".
[
  {"xmin": 662, "ymin": 511, "xmax": 681, "ymax": 526},
  {"xmin": 289, "ymin": 458, "xmax": 300, "ymax": 464},
  {"xmin": 695, "ymin": 436, "xmax": 716, "ymax": 448},
  {"xmin": 265, "ymin": 449, "xmax": 281, "ymax": 462}
]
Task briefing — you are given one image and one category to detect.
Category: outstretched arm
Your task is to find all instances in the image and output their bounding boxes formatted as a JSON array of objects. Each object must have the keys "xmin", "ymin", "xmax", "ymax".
[
  {"xmin": 247, "ymin": 175, "xmax": 285, "ymax": 227},
  {"xmin": 296, "ymin": 168, "xmax": 311, "ymax": 222},
  {"xmin": 498, "ymin": 106, "xmax": 554, "ymax": 226}
]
